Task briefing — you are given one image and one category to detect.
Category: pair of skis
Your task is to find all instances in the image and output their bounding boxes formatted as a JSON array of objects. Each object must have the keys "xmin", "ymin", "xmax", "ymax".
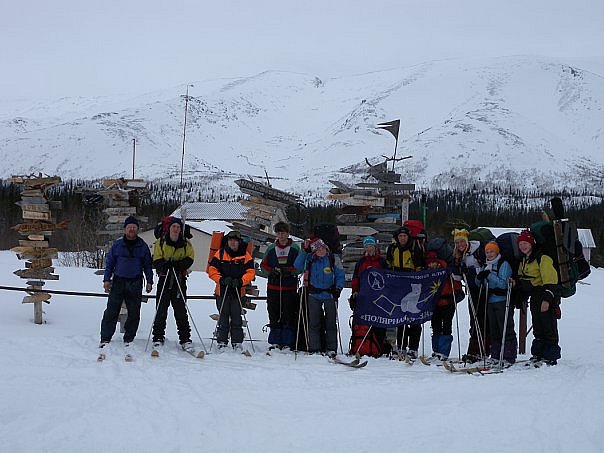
[
  {"xmin": 329, "ymin": 355, "xmax": 368, "ymax": 368},
  {"xmin": 97, "ymin": 345, "xmax": 134, "ymax": 362}
]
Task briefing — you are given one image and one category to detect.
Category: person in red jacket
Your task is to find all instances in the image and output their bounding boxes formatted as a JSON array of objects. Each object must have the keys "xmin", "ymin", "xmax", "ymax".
[
  {"xmin": 349, "ymin": 236, "xmax": 388, "ymax": 357},
  {"xmin": 425, "ymin": 251, "xmax": 464, "ymax": 360}
]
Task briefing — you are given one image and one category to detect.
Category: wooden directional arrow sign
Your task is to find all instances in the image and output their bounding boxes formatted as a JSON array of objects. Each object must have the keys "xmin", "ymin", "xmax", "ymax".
[
  {"xmin": 12, "ymin": 220, "xmax": 69, "ymax": 234},
  {"xmin": 337, "ymin": 225, "xmax": 379, "ymax": 236},
  {"xmin": 22, "ymin": 293, "xmax": 52, "ymax": 304},
  {"xmin": 22, "ymin": 211, "xmax": 52, "ymax": 221},
  {"xmin": 14, "ymin": 268, "xmax": 60, "ymax": 280},
  {"xmin": 11, "ymin": 247, "xmax": 58, "ymax": 259}
]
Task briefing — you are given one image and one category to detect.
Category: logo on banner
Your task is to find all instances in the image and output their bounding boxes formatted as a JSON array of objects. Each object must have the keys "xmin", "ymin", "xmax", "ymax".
[{"xmin": 355, "ymin": 267, "xmax": 447, "ymax": 327}]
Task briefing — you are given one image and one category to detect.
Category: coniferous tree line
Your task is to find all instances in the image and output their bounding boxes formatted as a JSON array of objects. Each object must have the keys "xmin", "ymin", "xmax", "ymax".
[{"xmin": 0, "ymin": 181, "xmax": 602, "ymax": 267}]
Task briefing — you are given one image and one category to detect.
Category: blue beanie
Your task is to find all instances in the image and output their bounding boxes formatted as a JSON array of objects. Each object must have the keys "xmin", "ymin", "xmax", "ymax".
[
  {"xmin": 363, "ymin": 236, "xmax": 377, "ymax": 247},
  {"xmin": 123, "ymin": 215, "xmax": 139, "ymax": 228}
]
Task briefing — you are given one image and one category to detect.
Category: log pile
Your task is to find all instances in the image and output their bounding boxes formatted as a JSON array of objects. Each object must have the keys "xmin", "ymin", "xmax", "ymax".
[
  {"xmin": 327, "ymin": 161, "xmax": 415, "ymax": 281},
  {"xmin": 80, "ymin": 178, "xmax": 150, "ymax": 238},
  {"xmin": 233, "ymin": 178, "xmax": 304, "ymax": 296},
  {"xmin": 234, "ymin": 178, "xmax": 302, "ymax": 257},
  {"xmin": 80, "ymin": 178, "xmax": 150, "ymax": 329},
  {"xmin": 7, "ymin": 174, "xmax": 67, "ymax": 324}
]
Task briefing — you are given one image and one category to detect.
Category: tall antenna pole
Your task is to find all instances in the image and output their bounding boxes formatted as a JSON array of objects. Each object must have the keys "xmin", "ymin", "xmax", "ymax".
[
  {"xmin": 391, "ymin": 138, "xmax": 398, "ymax": 172},
  {"xmin": 132, "ymin": 138, "xmax": 136, "ymax": 179},
  {"xmin": 179, "ymin": 84, "xmax": 193, "ymax": 207}
]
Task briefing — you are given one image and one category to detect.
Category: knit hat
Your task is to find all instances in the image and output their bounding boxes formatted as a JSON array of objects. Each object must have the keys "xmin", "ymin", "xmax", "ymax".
[
  {"xmin": 452, "ymin": 228, "xmax": 469, "ymax": 243},
  {"xmin": 363, "ymin": 236, "xmax": 377, "ymax": 247},
  {"xmin": 310, "ymin": 238, "xmax": 327, "ymax": 252},
  {"xmin": 123, "ymin": 215, "xmax": 139, "ymax": 229},
  {"xmin": 517, "ymin": 229, "xmax": 535, "ymax": 246},
  {"xmin": 485, "ymin": 241, "xmax": 500, "ymax": 254},
  {"xmin": 225, "ymin": 230, "xmax": 242, "ymax": 240},
  {"xmin": 168, "ymin": 217, "xmax": 183, "ymax": 230},
  {"xmin": 393, "ymin": 226, "xmax": 410, "ymax": 239}
]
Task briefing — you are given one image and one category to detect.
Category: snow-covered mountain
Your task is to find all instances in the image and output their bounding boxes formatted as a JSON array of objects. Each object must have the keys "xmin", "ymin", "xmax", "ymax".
[{"xmin": 2, "ymin": 56, "xmax": 603, "ymax": 198}]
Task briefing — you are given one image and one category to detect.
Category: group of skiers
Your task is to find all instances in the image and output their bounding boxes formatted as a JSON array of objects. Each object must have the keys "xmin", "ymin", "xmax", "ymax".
[
  {"xmin": 348, "ymin": 224, "xmax": 561, "ymax": 366},
  {"xmin": 99, "ymin": 216, "xmax": 562, "ymax": 366}
]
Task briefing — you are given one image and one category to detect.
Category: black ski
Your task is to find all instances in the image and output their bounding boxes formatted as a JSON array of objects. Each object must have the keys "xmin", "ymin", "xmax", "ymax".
[{"xmin": 329, "ymin": 356, "xmax": 368, "ymax": 368}]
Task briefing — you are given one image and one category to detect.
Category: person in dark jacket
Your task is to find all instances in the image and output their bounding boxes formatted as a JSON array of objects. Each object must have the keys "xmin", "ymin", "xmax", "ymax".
[
  {"xmin": 207, "ymin": 230, "xmax": 256, "ymax": 352},
  {"xmin": 513, "ymin": 230, "xmax": 560, "ymax": 365},
  {"xmin": 349, "ymin": 236, "xmax": 388, "ymax": 357},
  {"xmin": 385, "ymin": 226, "xmax": 424, "ymax": 359},
  {"xmin": 100, "ymin": 216, "xmax": 153, "ymax": 350},
  {"xmin": 152, "ymin": 217, "xmax": 195, "ymax": 351},
  {"xmin": 260, "ymin": 222, "xmax": 301, "ymax": 350},
  {"xmin": 425, "ymin": 251, "xmax": 463, "ymax": 361}
]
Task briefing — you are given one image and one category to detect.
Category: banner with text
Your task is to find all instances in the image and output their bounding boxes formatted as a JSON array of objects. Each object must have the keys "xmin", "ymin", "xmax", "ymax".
[{"xmin": 354, "ymin": 267, "xmax": 448, "ymax": 328}]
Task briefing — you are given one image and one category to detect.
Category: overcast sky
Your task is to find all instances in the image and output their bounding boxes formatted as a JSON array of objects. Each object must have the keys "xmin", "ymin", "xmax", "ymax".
[{"xmin": 2, "ymin": 0, "xmax": 603, "ymax": 100}]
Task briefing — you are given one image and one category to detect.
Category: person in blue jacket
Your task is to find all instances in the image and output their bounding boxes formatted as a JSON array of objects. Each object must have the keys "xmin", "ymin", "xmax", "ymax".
[
  {"xmin": 294, "ymin": 237, "xmax": 345, "ymax": 357},
  {"xmin": 476, "ymin": 241, "xmax": 517, "ymax": 365},
  {"xmin": 100, "ymin": 216, "xmax": 153, "ymax": 349}
]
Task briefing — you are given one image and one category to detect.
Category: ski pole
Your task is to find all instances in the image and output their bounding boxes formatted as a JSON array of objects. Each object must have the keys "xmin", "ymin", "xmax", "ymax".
[
  {"xmin": 334, "ymin": 298, "xmax": 344, "ymax": 355},
  {"xmin": 172, "ymin": 267, "xmax": 207, "ymax": 354},
  {"xmin": 354, "ymin": 324, "xmax": 373, "ymax": 358},
  {"xmin": 294, "ymin": 257, "xmax": 310, "ymax": 359},
  {"xmin": 498, "ymin": 281, "xmax": 513, "ymax": 370},
  {"xmin": 462, "ymin": 274, "xmax": 486, "ymax": 362},
  {"xmin": 482, "ymin": 280, "xmax": 489, "ymax": 367},
  {"xmin": 210, "ymin": 284, "xmax": 229, "ymax": 352},
  {"xmin": 234, "ymin": 286, "xmax": 255, "ymax": 353},
  {"xmin": 450, "ymin": 274, "xmax": 462, "ymax": 361},
  {"xmin": 145, "ymin": 271, "xmax": 169, "ymax": 352}
]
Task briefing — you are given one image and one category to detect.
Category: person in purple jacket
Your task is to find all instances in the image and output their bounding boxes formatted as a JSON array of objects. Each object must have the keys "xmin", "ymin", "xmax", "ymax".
[{"xmin": 99, "ymin": 216, "xmax": 153, "ymax": 349}]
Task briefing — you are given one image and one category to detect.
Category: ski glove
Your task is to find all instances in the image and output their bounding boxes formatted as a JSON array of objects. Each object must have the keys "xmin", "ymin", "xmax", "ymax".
[
  {"xmin": 349, "ymin": 292, "xmax": 358, "ymax": 311},
  {"xmin": 229, "ymin": 277, "xmax": 243, "ymax": 288},
  {"xmin": 476, "ymin": 270, "xmax": 490, "ymax": 281},
  {"xmin": 269, "ymin": 268, "xmax": 282, "ymax": 279},
  {"xmin": 220, "ymin": 276, "xmax": 234, "ymax": 287},
  {"xmin": 331, "ymin": 287, "xmax": 342, "ymax": 300}
]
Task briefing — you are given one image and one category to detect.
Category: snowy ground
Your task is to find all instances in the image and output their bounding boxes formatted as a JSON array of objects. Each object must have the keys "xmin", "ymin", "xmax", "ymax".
[{"xmin": 0, "ymin": 250, "xmax": 602, "ymax": 452}]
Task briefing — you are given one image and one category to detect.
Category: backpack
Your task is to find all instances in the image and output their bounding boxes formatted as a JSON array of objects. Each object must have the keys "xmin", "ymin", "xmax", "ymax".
[
  {"xmin": 153, "ymin": 216, "xmax": 192, "ymax": 242},
  {"xmin": 349, "ymin": 318, "xmax": 385, "ymax": 358},
  {"xmin": 425, "ymin": 237, "xmax": 454, "ymax": 266},
  {"xmin": 403, "ymin": 220, "xmax": 426, "ymax": 239},
  {"xmin": 495, "ymin": 232, "xmax": 521, "ymax": 275},
  {"xmin": 313, "ymin": 224, "xmax": 342, "ymax": 254},
  {"xmin": 153, "ymin": 216, "xmax": 174, "ymax": 239},
  {"xmin": 469, "ymin": 227, "xmax": 495, "ymax": 246},
  {"xmin": 530, "ymin": 218, "xmax": 579, "ymax": 299}
]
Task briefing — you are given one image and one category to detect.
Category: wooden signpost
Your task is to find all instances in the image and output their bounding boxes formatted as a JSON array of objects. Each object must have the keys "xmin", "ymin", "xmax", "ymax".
[
  {"xmin": 6, "ymin": 173, "xmax": 65, "ymax": 324},
  {"xmin": 328, "ymin": 157, "xmax": 416, "ymax": 282}
]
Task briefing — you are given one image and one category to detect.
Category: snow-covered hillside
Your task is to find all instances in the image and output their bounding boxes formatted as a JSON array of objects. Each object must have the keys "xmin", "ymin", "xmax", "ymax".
[
  {"xmin": 1, "ymin": 56, "xmax": 603, "ymax": 197},
  {"xmin": 0, "ymin": 251, "xmax": 603, "ymax": 452}
]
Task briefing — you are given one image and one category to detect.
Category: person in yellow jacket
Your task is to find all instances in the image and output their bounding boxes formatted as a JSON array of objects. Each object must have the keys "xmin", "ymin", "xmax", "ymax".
[
  {"xmin": 207, "ymin": 230, "xmax": 255, "ymax": 352},
  {"xmin": 152, "ymin": 217, "xmax": 195, "ymax": 351},
  {"xmin": 513, "ymin": 229, "xmax": 561, "ymax": 365}
]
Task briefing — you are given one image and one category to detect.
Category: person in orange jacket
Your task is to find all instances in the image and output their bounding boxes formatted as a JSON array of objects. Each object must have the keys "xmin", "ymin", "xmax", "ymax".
[{"xmin": 207, "ymin": 230, "xmax": 255, "ymax": 351}]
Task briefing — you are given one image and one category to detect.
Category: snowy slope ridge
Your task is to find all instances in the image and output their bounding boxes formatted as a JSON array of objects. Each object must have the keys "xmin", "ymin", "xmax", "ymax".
[
  {"xmin": 1, "ymin": 56, "xmax": 603, "ymax": 195},
  {"xmin": 0, "ymin": 250, "xmax": 603, "ymax": 452}
]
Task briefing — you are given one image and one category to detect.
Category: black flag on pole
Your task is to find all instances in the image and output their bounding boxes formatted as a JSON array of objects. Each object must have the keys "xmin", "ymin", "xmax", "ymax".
[{"xmin": 376, "ymin": 119, "xmax": 400, "ymax": 141}]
